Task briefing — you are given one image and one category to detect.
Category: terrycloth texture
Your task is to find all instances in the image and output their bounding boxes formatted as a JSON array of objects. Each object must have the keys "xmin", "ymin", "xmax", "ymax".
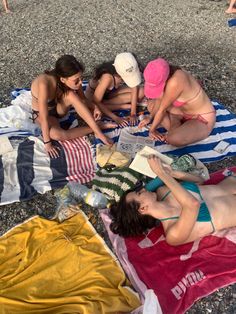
[
  {"xmin": 0, "ymin": 212, "xmax": 141, "ymax": 314},
  {"xmin": 96, "ymin": 102, "xmax": 236, "ymax": 163},
  {"xmin": 0, "ymin": 136, "xmax": 95, "ymax": 205},
  {"xmin": 0, "ymin": 88, "xmax": 96, "ymax": 205},
  {"xmin": 92, "ymin": 167, "xmax": 141, "ymax": 202},
  {"xmin": 100, "ymin": 167, "xmax": 236, "ymax": 314}
]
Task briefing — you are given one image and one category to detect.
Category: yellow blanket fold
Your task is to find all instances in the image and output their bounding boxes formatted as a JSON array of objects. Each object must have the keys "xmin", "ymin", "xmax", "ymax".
[{"xmin": 0, "ymin": 212, "xmax": 140, "ymax": 314}]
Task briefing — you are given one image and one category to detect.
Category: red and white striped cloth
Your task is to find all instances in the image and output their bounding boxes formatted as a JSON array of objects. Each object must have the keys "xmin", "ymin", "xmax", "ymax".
[{"xmin": 60, "ymin": 137, "xmax": 95, "ymax": 183}]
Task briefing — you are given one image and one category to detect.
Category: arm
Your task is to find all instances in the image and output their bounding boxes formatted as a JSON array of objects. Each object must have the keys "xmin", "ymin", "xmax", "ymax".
[
  {"xmin": 149, "ymin": 79, "xmax": 183, "ymax": 140},
  {"xmin": 93, "ymin": 75, "xmax": 127, "ymax": 126},
  {"xmin": 37, "ymin": 79, "xmax": 59, "ymax": 158},
  {"xmin": 148, "ymin": 156, "xmax": 200, "ymax": 245},
  {"xmin": 66, "ymin": 91, "xmax": 112, "ymax": 146},
  {"xmin": 78, "ymin": 85, "xmax": 102, "ymax": 120},
  {"xmin": 129, "ymin": 87, "xmax": 138, "ymax": 126}
]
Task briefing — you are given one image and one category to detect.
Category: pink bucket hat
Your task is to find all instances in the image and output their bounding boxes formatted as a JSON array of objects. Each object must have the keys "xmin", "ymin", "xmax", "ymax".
[{"xmin": 144, "ymin": 58, "xmax": 170, "ymax": 99}]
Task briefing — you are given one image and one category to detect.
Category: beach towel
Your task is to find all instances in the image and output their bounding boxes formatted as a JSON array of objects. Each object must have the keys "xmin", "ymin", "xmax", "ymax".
[
  {"xmin": 0, "ymin": 211, "xmax": 141, "ymax": 313},
  {"xmin": 0, "ymin": 136, "xmax": 95, "ymax": 205},
  {"xmin": 96, "ymin": 102, "xmax": 236, "ymax": 163},
  {"xmin": 100, "ymin": 167, "xmax": 236, "ymax": 314},
  {"xmin": 0, "ymin": 89, "xmax": 96, "ymax": 205}
]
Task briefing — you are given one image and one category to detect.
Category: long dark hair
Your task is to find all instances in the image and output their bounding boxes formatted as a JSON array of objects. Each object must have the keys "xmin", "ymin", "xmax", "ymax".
[
  {"xmin": 109, "ymin": 189, "xmax": 158, "ymax": 237},
  {"xmin": 93, "ymin": 61, "xmax": 118, "ymax": 81},
  {"xmin": 168, "ymin": 65, "xmax": 181, "ymax": 79},
  {"xmin": 45, "ymin": 55, "xmax": 85, "ymax": 96}
]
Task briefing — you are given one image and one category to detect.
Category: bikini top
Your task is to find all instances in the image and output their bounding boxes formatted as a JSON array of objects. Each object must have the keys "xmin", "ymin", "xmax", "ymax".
[
  {"xmin": 159, "ymin": 181, "xmax": 212, "ymax": 223},
  {"xmin": 172, "ymin": 85, "xmax": 202, "ymax": 107},
  {"xmin": 31, "ymin": 92, "xmax": 57, "ymax": 108}
]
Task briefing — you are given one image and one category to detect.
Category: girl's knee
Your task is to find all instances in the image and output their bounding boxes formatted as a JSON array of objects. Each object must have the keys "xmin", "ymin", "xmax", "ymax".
[{"xmin": 166, "ymin": 133, "xmax": 189, "ymax": 147}]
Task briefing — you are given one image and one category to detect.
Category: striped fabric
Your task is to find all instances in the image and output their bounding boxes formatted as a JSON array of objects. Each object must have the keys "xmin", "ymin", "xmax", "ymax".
[
  {"xmin": 92, "ymin": 168, "xmax": 141, "ymax": 202},
  {"xmin": 61, "ymin": 138, "xmax": 95, "ymax": 183},
  {"xmin": 95, "ymin": 102, "xmax": 236, "ymax": 163},
  {"xmin": 0, "ymin": 87, "xmax": 96, "ymax": 205},
  {"xmin": 0, "ymin": 137, "xmax": 95, "ymax": 206}
]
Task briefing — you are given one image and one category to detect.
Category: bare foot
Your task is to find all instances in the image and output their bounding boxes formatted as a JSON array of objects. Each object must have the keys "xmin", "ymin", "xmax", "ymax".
[
  {"xmin": 6, "ymin": 9, "xmax": 12, "ymax": 13},
  {"xmin": 225, "ymin": 8, "xmax": 236, "ymax": 14}
]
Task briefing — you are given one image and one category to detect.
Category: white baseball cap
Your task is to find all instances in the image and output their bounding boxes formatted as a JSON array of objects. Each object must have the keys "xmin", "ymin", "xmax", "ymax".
[{"xmin": 113, "ymin": 52, "xmax": 141, "ymax": 88}]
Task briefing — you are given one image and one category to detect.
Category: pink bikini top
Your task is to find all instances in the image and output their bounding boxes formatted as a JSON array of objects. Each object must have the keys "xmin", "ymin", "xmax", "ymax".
[
  {"xmin": 172, "ymin": 84, "xmax": 202, "ymax": 108},
  {"xmin": 173, "ymin": 99, "xmax": 186, "ymax": 107}
]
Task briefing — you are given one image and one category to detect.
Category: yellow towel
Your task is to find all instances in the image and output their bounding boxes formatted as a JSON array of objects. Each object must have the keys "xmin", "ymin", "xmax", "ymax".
[{"xmin": 0, "ymin": 212, "xmax": 140, "ymax": 313}]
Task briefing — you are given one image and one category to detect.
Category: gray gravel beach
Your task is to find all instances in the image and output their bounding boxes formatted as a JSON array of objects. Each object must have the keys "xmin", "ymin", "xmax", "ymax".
[{"xmin": 0, "ymin": 0, "xmax": 236, "ymax": 312}]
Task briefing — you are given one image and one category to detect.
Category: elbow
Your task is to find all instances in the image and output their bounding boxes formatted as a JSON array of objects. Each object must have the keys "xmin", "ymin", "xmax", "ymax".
[
  {"xmin": 166, "ymin": 234, "xmax": 186, "ymax": 246},
  {"xmin": 192, "ymin": 198, "xmax": 200, "ymax": 212}
]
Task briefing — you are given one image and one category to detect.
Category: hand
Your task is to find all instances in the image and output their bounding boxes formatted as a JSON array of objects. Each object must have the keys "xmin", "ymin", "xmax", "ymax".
[
  {"xmin": 129, "ymin": 115, "xmax": 138, "ymax": 126},
  {"xmin": 138, "ymin": 116, "xmax": 151, "ymax": 129},
  {"xmin": 114, "ymin": 116, "xmax": 129, "ymax": 128},
  {"xmin": 44, "ymin": 142, "xmax": 60, "ymax": 158},
  {"xmin": 147, "ymin": 155, "xmax": 171, "ymax": 177},
  {"xmin": 99, "ymin": 134, "xmax": 113, "ymax": 147},
  {"xmin": 149, "ymin": 129, "xmax": 166, "ymax": 142},
  {"xmin": 93, "ymin": 106, "xmax": 102, "ymax": 121}
]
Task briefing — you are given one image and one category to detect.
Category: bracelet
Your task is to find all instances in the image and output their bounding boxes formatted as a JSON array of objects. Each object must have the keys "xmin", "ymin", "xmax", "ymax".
[{"xmin": 43, "ymin": 140, "xmax": 52, "ymax": 144}]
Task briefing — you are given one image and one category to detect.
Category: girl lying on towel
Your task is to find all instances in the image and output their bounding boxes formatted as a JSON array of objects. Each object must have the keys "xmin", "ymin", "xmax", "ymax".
[
  {"xmin": 110, "ymin": 156, "xmax": 236, "ymax": 246},
  {"xmin": 85, "ymin": 52, "xmax": 144, "ymax": 127},
  {"xmin": 31, "ymin": 55, "xmax": 113, "ymax": 158},
  {"xmin": 138, "ymin": 58, "xmax": 216, "ymax": 146}
]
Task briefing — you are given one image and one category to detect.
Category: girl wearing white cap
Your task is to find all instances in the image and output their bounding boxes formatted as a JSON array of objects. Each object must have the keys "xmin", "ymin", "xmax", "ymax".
[
  {"xmin": 85, "ymin": 53, "xmax": 144, "ymax": 126},
  {"xmin": 139, "ymin": 58, "xmax": 216, "ymax": 146}
]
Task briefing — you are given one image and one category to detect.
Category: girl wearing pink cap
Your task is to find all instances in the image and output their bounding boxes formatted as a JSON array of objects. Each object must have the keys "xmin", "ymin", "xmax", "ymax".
[{"xmin": 139, "ymin": 58, "xmax": 216, "ymax": 146}]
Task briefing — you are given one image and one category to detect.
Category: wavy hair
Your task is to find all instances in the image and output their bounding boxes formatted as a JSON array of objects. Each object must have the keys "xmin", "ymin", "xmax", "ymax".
[
  {"xmin": 109, "ymin": 189, "xmax": 159, "ymax": 237},
  {"xmin": 93, "ymin": 61, "xmax": 117, "ymax": 81},
  {"xmin": 45, "ymin": 55, "xmax": 84, "ymax": 98}
]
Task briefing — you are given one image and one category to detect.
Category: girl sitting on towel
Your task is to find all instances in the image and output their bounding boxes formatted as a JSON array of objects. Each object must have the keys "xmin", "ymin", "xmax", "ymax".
[
  {"xmin": 85, "ymin": 52, "xmax": 144, "ymax": 127},
  {"xmin": 31, "ymin": 55, "xmax": 113, "ymax": 158},
  {"xmin": 110, "ymin": 156, "xmax": 236, "ymax": 246},
  {"xmin": 138, "ymin": 58, "xmax": 216, "ymax": 146}
]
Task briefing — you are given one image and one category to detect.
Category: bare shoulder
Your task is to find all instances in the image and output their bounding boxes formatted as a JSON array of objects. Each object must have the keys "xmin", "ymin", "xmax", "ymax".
[
  {"xmin": 32, "ymin": 73, "xmax": 54, "ymax": 89},
  {"xmin": 64, "ymin": 90, "xmax": 81, "ymax": 103},
  {"xmin": 99, "ymin": 73, "xmax": 113, "ymax": 85}
]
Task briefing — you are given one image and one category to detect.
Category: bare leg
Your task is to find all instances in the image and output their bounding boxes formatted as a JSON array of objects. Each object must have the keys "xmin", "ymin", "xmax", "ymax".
[
  {"xmin": 103, "ymin": 92, "xmax": 132, "ymax": 106},
  {"xmin": 35, "ymin": 116, "xmax": 113, "ymax": 142},
  {"xmin": 2, "ymin": 0, "xmax": 11, "ymax": 12},
  {"xmin": 104, "ymin": 103, "xmax": 131, "ymax": 110},
  {"xmin": 147, "ymin": 98, "xmax": 182, "ymax": 131},
  {"xmin": 225, "ymin": 0, "xmax": 236, "ymax": 13},
  {"xmin": 103, "ymin": 86, "xmax": 144, "ymax": 109},
  {"xmin": 166, "ymin": 119, "xmax": 211, "ymax": 147}
]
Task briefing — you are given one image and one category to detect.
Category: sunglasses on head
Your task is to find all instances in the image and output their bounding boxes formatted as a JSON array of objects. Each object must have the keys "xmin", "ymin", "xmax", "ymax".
[{"xmin": 133, "ymin": 180, "xmax": 144, "ymax": 193}]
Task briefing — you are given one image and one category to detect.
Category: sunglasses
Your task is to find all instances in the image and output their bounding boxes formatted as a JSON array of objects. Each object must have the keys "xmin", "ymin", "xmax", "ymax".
[{"xmin": 132, "ymin": 180, "xmax": 144, "ymax": 193}]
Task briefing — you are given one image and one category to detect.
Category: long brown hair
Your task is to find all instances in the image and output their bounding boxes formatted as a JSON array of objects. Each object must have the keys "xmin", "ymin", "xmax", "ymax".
[{"xmin": 45, "ymin": 55, "xmax": 84, "ymax": 99}]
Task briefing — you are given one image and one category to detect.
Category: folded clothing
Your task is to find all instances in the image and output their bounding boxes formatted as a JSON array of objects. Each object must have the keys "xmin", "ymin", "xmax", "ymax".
[{"xmin": 92, "ymin": 167, "xmax": 142, "ymax": 202}]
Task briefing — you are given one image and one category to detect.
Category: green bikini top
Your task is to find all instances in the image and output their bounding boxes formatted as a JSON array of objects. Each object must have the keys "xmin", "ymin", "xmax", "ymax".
[{"xmin": 159, "ymin": 181, "xmax": 213, "ymax": 224}]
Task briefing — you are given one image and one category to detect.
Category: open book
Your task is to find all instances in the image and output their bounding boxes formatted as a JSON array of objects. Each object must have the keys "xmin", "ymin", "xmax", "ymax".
[
  {"xmin": 129, "ymin": 146, "xmax": 173, "ymax": 178},
  {"xmin": 129, "ymin": 146, "xmax": 210, "ymax": 180}
]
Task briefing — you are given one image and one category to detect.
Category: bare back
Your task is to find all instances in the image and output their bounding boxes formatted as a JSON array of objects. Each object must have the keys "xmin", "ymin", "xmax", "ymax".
[{"xmin": 31, "ymin": 74, "xmax": 57, "ymax": 111}]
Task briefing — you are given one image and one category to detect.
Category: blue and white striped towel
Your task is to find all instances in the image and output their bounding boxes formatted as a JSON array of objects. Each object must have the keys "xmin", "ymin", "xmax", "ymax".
[{"xmin": 96, "ymin": 102, "xmax": 236, "ymax": 163}]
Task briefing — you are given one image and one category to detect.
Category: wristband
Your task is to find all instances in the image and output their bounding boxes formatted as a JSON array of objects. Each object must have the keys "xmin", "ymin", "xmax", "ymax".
[{"xmin": 43, "ymin": 140, "xmax": 52, "ymax": 144}]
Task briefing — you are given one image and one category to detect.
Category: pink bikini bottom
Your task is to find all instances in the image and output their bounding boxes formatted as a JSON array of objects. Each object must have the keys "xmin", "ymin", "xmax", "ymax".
[{"xmin": 182, "ymin": 110, "xmax": 216, "ymax": 125}]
